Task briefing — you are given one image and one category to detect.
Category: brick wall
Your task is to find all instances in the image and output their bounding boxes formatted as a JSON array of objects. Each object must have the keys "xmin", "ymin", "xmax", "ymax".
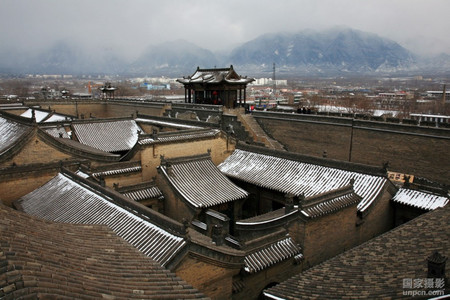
[
  {"xmin": 175, "ymin": 255, "xmax": 239, "ymax": 300},
  {"xmin": 255, "ymin": 113, "xmax": 450, "ymax": 185},
  {"xmin": 0, "ymin": 132, "xmax": 72, "ymax": 168},
  {"xmin": 300, "ymin": 205, "xmax": 360, "ymax": 268},
  {"xmin": 103, "ymin": 172, "xmax": 143, "ymax": 188},
  {"xmin": 0, "ymin": 172, "xmax": 55, "ymax": 207},
  {"xmin": 234, "ymin": 259, "xmax": 302, "ymax": 300},
  {"xmin": 156, "ymin": 171, "xmax": 198, "ymax": 222},
  {"xmin": 0, "ymin": 163, "xmax": 80, "ymax": 207},
  {"xmin": 358, "ymin": 183, "xmax": 396, "ymax": 242},
  {"xmin": 48, "ymin": 102, "xmax": 165, "ymax": 119},
  {"xmin": 140, "ymin": 135, "xmax": 235, "ymax": 181}
]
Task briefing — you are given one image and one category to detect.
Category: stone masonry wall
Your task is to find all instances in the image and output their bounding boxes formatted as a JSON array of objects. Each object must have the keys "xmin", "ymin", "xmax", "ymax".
[
  {"xmin": 46, "ymin": 102, "xmax": 165, "ymax": 119},
  {"xmin": 300, "ymin": 205, "xmax": 360, "ymax": 269},
  {"xmin": 139, "ymin": 135, "xmax": 235, "ymax": 181},
  {"xmin": 0, "ymin": 132, "xmax": 72, "ymax": 168},
  {"xmin": 255, "ymin": 113, "xmax": 450, "ymax": 185},
  {"xmin": 175, "ymin": 254, "xmax": 239, "ymax": 300}
]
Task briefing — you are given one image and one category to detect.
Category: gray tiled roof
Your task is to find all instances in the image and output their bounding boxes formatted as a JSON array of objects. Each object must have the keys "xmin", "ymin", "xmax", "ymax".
[
  {"xmin": 91, "ymin": 161, "xmax": 142, "ymax": 178},
  {"xmin": 218, "ymin": 149, "xmax": 387, "ymax": 212},
  {"xmin": 244, "ymin": 237, "xmax": 302, "ymax": 274},
  {"xmin": 159, "ymin": 154, "xmax": 248, "ymax": 208},
  {"xmin": 55, "ymin": 136, "xmax": 121, "ymax": 157},
  {"xmin": 21, "ymin": 108, "xmax": 72, "ymax": 123},
  {"xmin": 177, "ymin": 66, "xmax": 254, "ymax": 85},
  {"xmin": 123, "ymin": 186, "xmax": 163, "ymax": 201},
  {"xmin": 392, "ymin": 188, "xmax": 449, "ymax": 210},
  {"xmin": 72, "ymin": 119, "xmax": 141, "ymax": 152},
  {"xmin": 0, "ymin": 116, "xmax": 32, "ymax": 155},
  {"xmin": 301, "ymin": 187, "xmax": 362, "ymax": 218},
  {"xmin": 16, "ymin": 173, "xmax": 186, "ymax": 266},
  {"xmin": 0, "ymin": 205, "xmax": 207, "ymax": 299},
  {"xmin": 44, "ymin": 126, "xmax": 70, "ymax": 138},
  {"xmin": 264, "ymin": 204, "xmax": 450, "ymax": 299}
]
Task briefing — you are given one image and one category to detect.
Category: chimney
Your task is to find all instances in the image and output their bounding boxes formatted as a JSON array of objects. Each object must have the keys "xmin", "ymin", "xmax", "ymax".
[{"xmin": 427, "ymin": 251, "xmax": 447, "ymax": 279}]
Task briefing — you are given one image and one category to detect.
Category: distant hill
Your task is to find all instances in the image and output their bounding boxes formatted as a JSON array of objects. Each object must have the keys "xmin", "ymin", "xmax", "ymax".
[
  {"xmin": 228, "ymin": 28, "xmax": 417, "ymax": 75},
  {"xmin": 129, "ymin": 39, "xmax": 218, "ymax": 76},
  {"xmin": 0, "ymin": 28, "xmax": 449, "ymax": 76},
  {"xmin": 0, "ymin": 41, "xmax": 127, "ymax": 75}
]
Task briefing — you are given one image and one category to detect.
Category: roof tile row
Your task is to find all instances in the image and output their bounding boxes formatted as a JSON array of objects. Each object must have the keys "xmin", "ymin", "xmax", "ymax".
[
  {"xmin": 0, "ymin": 205, "xmax": 207, "ymax": 299},
  {"xmin": 392, "ymin": 188, "xmax": 449, "ymax": 210},
  {"xmin": 15, "ymin": 173, "xmax": 185, "ymax": 267},
  {"xmin": 159, "ymin": 154, "xmax": 248, "ymax": 208},
  {"xmin": 219, "ymin": 149, "xmax": 387, "ymax": 212},
  {"xmin": 244, "ymin": 237, "xmax": 302, "ymax": 274}
]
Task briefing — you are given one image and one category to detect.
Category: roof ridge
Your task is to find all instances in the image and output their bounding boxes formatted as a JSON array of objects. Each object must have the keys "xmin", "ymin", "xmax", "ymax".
[
  {"xmin": 236, "ymin": 142, "xmax": 388, "ymax": 177},
  {"xmin": 0, "ymin": 110, "xmax": 35, "ymax": 125},
  {"xmin": 71, "ymin": 116, "xmax": 134, "ymax": 124},
  {"xmin": 161, "ymin": 152, "xmax": 211, "ymax": 165},
  {"xmin": 303, "ymin": 182, "xmax": 357, "ymax": 207}
]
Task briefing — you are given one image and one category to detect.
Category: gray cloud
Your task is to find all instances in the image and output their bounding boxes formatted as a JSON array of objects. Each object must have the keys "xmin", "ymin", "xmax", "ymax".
[{"xmin": 1, "ymin": 0, "xmax": 449, "ymax": 59}]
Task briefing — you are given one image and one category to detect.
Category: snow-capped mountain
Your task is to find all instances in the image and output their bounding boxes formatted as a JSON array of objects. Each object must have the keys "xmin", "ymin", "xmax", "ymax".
[
  {"xmin": 227, "ymin": 28, "xmax": 417, "ymax": 75},
  {"xmin": 0, "ymin": 28, "xmax": 448, "ymax": 76}
]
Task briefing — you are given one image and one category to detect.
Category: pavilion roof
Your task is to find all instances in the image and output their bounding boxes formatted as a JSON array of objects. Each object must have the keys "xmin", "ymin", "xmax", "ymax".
[{"xmin": 177, "ymin": 65, "xmax": 254, "ymax": 85}]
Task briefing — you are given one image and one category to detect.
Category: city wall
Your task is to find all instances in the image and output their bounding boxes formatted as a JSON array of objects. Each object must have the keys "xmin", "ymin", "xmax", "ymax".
[
  {"xmin": 25, "ymin": 100, "xmax": 167, "ymax": 119},
  {"xmin": 253, "ymin": 111, "xmax": 450, "ymax": 185}
]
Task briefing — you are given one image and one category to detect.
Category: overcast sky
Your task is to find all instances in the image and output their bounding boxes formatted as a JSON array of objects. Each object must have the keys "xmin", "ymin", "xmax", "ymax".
[{"xmin": 1, "ymin": 0, "xmax": 449, "ymax": 59}]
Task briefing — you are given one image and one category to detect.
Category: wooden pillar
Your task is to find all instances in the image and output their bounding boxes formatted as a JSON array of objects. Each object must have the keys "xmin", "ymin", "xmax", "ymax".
[
  {"xmin": 244, "ymin": 87, "xmax": 247, "ymax": 105},
  {"xmin": 188, "ymin": 88, "xmax": 191, "ymax": 103},
  {"xmin": 239, "ymin": 88, "xmax": 242, "ymax": 107},
  {"xmin": 184, "ymin": 88, "xmax": 187, "ymax": 103}
]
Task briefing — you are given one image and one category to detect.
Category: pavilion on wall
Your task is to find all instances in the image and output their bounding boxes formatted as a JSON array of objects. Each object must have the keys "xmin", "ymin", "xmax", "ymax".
[
  {"xmin": 177, "ymin": 65, "xmax": 254, "ymax": 109},
  {"xmin": 99, "ymin": 83, "xmax": 118, "ymax": 100}
]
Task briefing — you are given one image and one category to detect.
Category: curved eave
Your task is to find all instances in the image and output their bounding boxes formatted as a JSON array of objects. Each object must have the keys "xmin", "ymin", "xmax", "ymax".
[
  {"xmin": 160, "ymin": 164, "xmax": 248, "ymax": 209},
  {"xmin": 0, "ymin": 126, "xmax": 35, "ymax": 164},
  {"xmin": 37, "ymin": 129, "xmax": 121, "ymax": 162}
]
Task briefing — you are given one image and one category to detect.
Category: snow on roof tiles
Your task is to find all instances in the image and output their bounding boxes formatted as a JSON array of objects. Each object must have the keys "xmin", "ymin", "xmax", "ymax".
[
  {"xmin": 17, "ymin": 173, "xmax": 185, "ymax": 266},
  {"xmin": 160, "ymin": 154, "xmax": 248, "ymax": 208},
  {"xmin": 44, "ymin": 126, "xmax": 70, "ymax": 138},
  {"xmin": 0, "ymin": 205, "xmax": 207, "ymax": 299},
  {"xmin": 0, "ymin": 116, "xmax": 32, "ymax": 155},
  {"xmin": 72, "ymin": 119, "xmax": 141, "ymax": 152},
  {"xmin": 392, "ymin": 188, "xmax": 449, "ymax": 210},
  {"xmin": 244, "ymin": 237, "xmax": 302, "ymax": 274},
  {"xmin": 20, "ymin": 108, "xmax": 49, "ymax": 122},
  {"xmin": 218, "ymin": 149, "xmax": 387, "ymax": 212},
  {"xmin": 123, "ymin": 186, "xmax": 163, "ymax": 201}
]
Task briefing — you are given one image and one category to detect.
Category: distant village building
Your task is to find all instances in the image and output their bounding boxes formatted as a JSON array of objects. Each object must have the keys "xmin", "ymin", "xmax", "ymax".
[{"xmin": 177, "ymin": 65, "xmax": 254, "ymax": 108}]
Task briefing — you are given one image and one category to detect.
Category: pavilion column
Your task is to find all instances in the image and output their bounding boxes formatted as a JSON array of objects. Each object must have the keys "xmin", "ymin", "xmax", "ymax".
[
  {"xmin": 244, "ymin": 87, "xmax": 247, "ymax": 105},
  {"xmin": 239, "ymin": 88, "xmax": 242, "ymax": 107},
  {"xmin": 185, "ymin": 88, "xmax": 187, "ymax": 103},
  {"xmin": 188, "ymin": 88, "xmax": 192, "ymax": 103}
]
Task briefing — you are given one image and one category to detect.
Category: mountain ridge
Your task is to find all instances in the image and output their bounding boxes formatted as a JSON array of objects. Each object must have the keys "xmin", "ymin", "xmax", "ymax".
[{"xmin": 0, "ymin": 28, "xmax": 448, "ymax": 76}]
